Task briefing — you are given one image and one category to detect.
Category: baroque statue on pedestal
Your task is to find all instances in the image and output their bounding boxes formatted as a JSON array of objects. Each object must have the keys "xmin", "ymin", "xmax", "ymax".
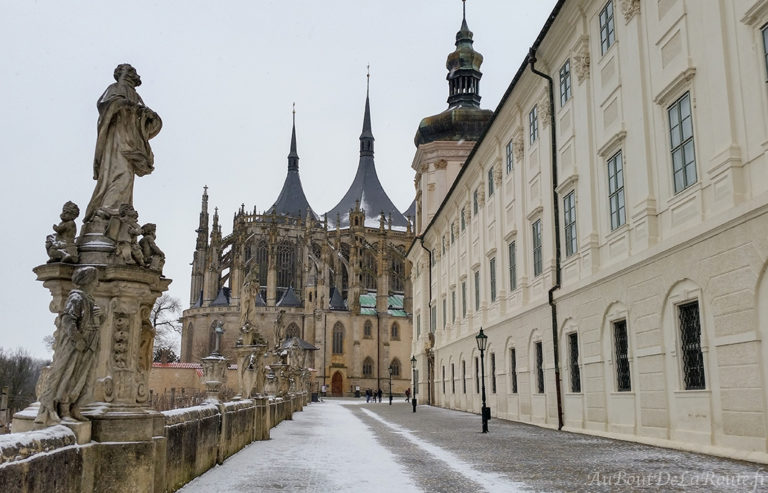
[
  {"xmin": 35, "ymin": 266, "xmax": 101, "ymax": 425},
  {"xmin": 85, "ymin": 64, "xmax": 162, "ymax": 223},
  {"xmin": 46, "ymin": 201, "xmax": 80, "ymax": 263}
]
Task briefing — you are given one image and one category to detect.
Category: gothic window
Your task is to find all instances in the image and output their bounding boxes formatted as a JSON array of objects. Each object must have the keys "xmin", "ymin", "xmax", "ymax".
[
  {"xmin": 332, "ymin": 322, "xmax": 344, "ymax": 354},
  {"xmin": 679, "ymin": 301, "xmax": 705, "ymax": 390},
  {"xmin": 364, "ymin": 320, "xmax": 372, "ymax": 339},
  {"xmin": 599, "ymin": 1, "xmax": 616, "ymax": 55},
  {"xmin": 668, "ymin": 92, "xmax": 697, "ymax": 193},
  {"xmin": 535, "ymin": 341, "xmax": 544, "ymax": 393},
  {"xmin": 614, "ymin": 320, "xmax": 631, "ymax": 391},
  {"xmin": 276, "ymin": 240, "xmax": 297, "ymax": 290},
  {"xmin": 390, "ymin": 358, "xmax": 401, "ymax": 377},
  {"xmin": 362, "ymin": 248, "xmax": 377, "ymax": 291},
  {"xmin": 362, "ymin": 357, "xmax": 374, "ymax": 378},
  {"xmin": 391, "ymin": 322, "xmax": 399, "ymax": 340},
  {"xmin": 559, "ymin": 59, "xmax": 572, "ymax": 106},
  {"xmin": 569, "ymin": 333, "xmax": 581, "ymax": 393},
  {"xmin": 510, "ymin": 348, "xmax": 518, "ymax": 393},
  {"xmin": 608, "ymin": 151, "xmax": 626, "ymax": 230},
  {"xmin": 390, "ymin": 248, "xmax": 405, "ymax": 293},
  {"xmin": 286, "ymin": 323, "xmax": 300, "ymax": 339},
  {"xmin": 340, "ymin": 243, "xmax": 351, "ymax": 297},
  {"xmin": 252, "ymin": 240, "xmax": 269, "ymax": 288}
]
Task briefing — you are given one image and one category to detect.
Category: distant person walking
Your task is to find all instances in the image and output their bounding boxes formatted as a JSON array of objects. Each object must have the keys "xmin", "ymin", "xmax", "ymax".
[
  {"xmin": 377, "ymin": 388, "xmax": 383, "ymax": 403},
  {"xmin": 366, "ymin": 388, "xmax": 371, "ymax": 403},
  {"xmin": 405, "ymin": 388, "xmax": 410, "ymax": 402}
]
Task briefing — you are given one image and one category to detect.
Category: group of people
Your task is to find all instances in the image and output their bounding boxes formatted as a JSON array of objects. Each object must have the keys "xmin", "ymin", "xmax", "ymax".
[{"xmin": 365, "ymin": 388, "xmax": 383, "ymax": 403}]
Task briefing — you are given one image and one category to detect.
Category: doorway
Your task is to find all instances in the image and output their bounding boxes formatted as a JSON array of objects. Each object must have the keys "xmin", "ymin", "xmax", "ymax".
[{"xmin": 331, "ymin": 371, "xmax": 343, "ymax": 396}]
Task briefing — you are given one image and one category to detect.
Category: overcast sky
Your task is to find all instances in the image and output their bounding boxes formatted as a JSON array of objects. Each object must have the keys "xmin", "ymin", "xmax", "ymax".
[{"xmin": 1, "ymin": 0, "xmax": 558, "ymax": 358}]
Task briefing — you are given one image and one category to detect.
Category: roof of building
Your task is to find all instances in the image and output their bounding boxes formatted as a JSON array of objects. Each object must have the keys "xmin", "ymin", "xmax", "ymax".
[
  {"xmin": 268, "ymin": 110, "xmax": 318, "ymax": 219},
  {"xmin": 210, "ymin": 286, "xmax": 231, "ymax": 306},
  {"xmin": 329, "ymin": 287, "xmax": 346, "ymax": 310},
  {"xmin": 359, "ymin": 293, "xmax": 407, "ymax": 317},
  {"xmin": 276, "ymin": 286, "xmax": 301, "ymax": 307},
  {"xmin": 325, "ymin": 84, "xmax": 409, "ymax": 231},
  {"xmin": 279, "ymin": 336, "xmax": 319, "ymax": 351}
]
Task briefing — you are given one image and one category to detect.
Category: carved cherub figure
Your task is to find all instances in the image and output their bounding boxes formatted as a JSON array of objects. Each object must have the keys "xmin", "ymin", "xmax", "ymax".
[
  {"xmin": 139, "ymin": 222, "xmax": 165, "ymax": 271},
  {"xmin": 46, "ymin": 201, "xmax": 80, "ymax": 263},
  {"xmin": 116, "ymin": 204, "xmax": 144, "ymax": 265}
]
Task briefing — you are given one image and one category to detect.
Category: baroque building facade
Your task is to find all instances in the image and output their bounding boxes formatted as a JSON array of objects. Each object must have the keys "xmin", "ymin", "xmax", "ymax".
[
  {"xmin": 181, "ymin": 89, "xmax": 414, "ymax": 397},
  {"xmin": 408, "ymin": 0, "xmax": 768, "ymax": 463}
]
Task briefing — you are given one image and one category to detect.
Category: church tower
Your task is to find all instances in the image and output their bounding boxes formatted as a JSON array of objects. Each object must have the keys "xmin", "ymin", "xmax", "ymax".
[{"xmin": 412, "ymin": 0, "xmax": 493, "ymax": 234}]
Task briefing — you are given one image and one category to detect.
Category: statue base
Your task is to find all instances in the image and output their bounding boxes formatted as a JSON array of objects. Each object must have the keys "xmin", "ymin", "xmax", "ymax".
[{"xmin": 12, "ymin": 403, "xmax": 92, "ymax": 444}]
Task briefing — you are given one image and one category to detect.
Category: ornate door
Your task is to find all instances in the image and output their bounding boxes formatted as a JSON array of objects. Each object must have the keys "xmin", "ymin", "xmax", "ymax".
[{"xmin": 331, "ymin": 371, "xmax": 343, "ymax": 396}]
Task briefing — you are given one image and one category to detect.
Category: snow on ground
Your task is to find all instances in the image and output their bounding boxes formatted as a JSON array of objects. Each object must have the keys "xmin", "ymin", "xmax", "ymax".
[{"xmin": 179, "ymin": 400, "xmax": 420, "ymax": 493}]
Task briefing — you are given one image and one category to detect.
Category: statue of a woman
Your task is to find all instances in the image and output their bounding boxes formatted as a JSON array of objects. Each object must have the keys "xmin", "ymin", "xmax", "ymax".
[
  {"xmin": 36, "ymin": 266, "xmax": 101, "ymax": 424},
  {"xmin": 84, "ymin": 64, "xmax": 162, "ymax": 223}
]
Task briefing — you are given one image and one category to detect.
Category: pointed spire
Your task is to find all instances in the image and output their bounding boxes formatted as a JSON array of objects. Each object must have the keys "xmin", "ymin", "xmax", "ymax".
[
  {"xmin": 196, "ymin": 185, "xmax": 210, "ymax": 249},
  {"xmin": 447, "ymin": 0, "xmax": 484, "ymax": 108},
  {"xmin": 359, "ymin": 66, "xmax": 374, "ymax": 156},
  {"xmin": 288, "ymin": 103, "xmax": 299, "ymax": 171}
]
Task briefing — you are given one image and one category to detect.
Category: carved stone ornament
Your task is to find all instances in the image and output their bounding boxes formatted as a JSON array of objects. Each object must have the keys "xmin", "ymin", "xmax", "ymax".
[
  {"xmin": 621, "ymin": 0, "xmax": 640, "ymax": 23},
  {"xmin": 512, "ymin": 132, "xmax": 525, "ymax": 162},
  {"xmin": 46, "ymin": 201, "xmax": 80, "ymax": 264},
  {"xmin": 420, "ymin": 162, "xmax": 430, "ymax": 173},
  {"xmin": 115, "ymin": 204, "xmax": 144, "ymax": 265},
  {"xmin": 477, "ymin": 188, "xmax": 486, "ymax": 207},
  {"xmin": 434, "ymin": 159, "xmax": 448, "ymax": 170},
  {"xmin": 539, "ymin": 94, "xmax": 552, "ymax": 129},
  {"xmin": 493, "ymin": 164, "xmax": 502, "ymax": 187},
  {"xmin": 572, "ymin": 36, "xmax": 591, "ymax": 84},
  {"xmin": 35, "ymin": 266, "xmax": 101, "ymax": 426},
  {"xmin": 139, "ymin": 223, "xmax": 165, "ymax": 272}
]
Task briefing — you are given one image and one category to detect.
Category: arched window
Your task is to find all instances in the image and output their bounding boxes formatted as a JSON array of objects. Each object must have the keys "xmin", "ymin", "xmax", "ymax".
[
  {"xmin": 251, "ymin": 240, "xmax": 269, "ymax": 288},
  {"xmin": 364, "ymin": 320, "xmax": 373, "ymax": 338},
  {"xmin": 277, "ymin": 240, "xmax": 297, "ymax": 289},
  {"xmin": 332, "ymin": 322, "xmax": 344, "ymax": 354},
  {"xmin": 286, "ymin": 323, "xmax": 300, "ymax": 339},
  {"xmin": 390, "ymin": 254, "xmax": 405, "ymax": 293},
  {"xmin": 390, "ymin": 358, "xmax": 401, "ymax": 377},
  {"xmin": 391, "ymin": 322, "xmax": 400, "ymax": 340},
  {"xmin": 362, "ymin": 248, "xmax": 377, "ymax": 291},
  {"xmin": 362, "ymin": 357, "xmax": 374, "ymax": 377}
]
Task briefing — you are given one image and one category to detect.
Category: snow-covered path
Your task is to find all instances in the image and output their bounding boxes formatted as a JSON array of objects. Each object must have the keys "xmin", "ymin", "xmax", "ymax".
[{"xmin": 179, "ymin": 400, "xmax": 421, "ymax": 493}]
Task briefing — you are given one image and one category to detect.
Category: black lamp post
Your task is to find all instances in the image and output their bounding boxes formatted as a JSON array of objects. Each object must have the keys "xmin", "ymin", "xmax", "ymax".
[
  {"xmin": 410, "ymin": 355, "xmax": 417, "ymax": 412},
  {"xmin": 476, "ymin": 327, "xmax": 489, "ymax": 433},
  {"xmin": 388, "ymin": 365, "xmax": 393, "ymax": 405}
]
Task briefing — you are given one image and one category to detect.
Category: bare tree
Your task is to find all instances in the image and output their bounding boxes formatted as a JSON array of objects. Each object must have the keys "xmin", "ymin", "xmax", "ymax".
[
  {"xmin": 0, "ymin": 348, "xmax": 48, "ymax": 417},
  {"xmin": 151, "ymin": 293, "xmax": 182, "ymax": 360}
]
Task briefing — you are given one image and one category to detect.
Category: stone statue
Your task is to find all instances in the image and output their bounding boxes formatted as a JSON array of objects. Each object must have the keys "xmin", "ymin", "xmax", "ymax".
[
  {"xmin": 239, "ymin": 268, "xmax": 260, "ymax": 329},
  {"xmin": 36, "ymin": 266, "xmax": 101, "ymax": 425},
  {"xmin": 46, "ymin": 201, "xmax": 80, "ymax": 263},
  {"xmin": 273, "ymin": 309, "xmax": 286, "ymax": 349},
  {"xmin": 84, "ymin": 64, "xmax": 162, "ymax": 223},
  {"xmin": 139, "ymin": 223, "xmax": 165, "ymax": 271},
  {"xmin": 116, "ymin": 204, "xmax": 144, "ymax": 265}
]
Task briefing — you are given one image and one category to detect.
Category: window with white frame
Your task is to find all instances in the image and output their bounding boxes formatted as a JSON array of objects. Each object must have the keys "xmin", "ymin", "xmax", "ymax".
[
  {"xmin": 532, "ymin": 219, "xmax": 542, "ymax": 277},
  {"xmin": 416, "ymin": 314, "xmax": 421, "ymax": 338},
  {"xmin": 563, "ymin": 191, "xmax": 577, "ymax": 257},
  {"xmin": 450, "ymin": 222, "xmax": 455, "ymax": 244},
  {"xmin": 451, "ymin": 290, "xmax": 456, "ymax": 322},
  {"xmin": 442, "ymin": 366, "xmax": 446, "ymax": 394},
  {"xmin": 607, "ymin": 151, "xmax": 625, "ymax": 230},
  {"xmin": 462, "ymin": 360, "xmax": 466, "ymax": 393},
  {"xmin": 442, "ymin": 298, "xmax": 447, "ymax": 329},
  {"xmin": 461, "ymin": 280, "xmax": 467, "ymax": 318},
  {"xmin": 474, "ymin": 270, "xmax": 480, "ymax": 311},
  {"xmin": 505, "ymin": 139, "xmax": 514, "ymax": 173},
  {"xmin": 473, "ymin": 189, "xmax": 479, "ymax": 215},
  {"xmin": 488, "ymin": 168, "xmax": 494, "ymax": 196},
  {"xmin": 559, "ymin": 59, "xmax": 571, "ymax": 106},
  {"xmin": 474, "ymin": 357, "xmax": 480, "ymax": 393},
  {"xmin": 599, "ymin": 1, "xmax": 615, "ymax": 55},
  {"xmin": 668, "ymin": 92, "xmax": 697, "ymax": 193},
  {"xmin": 461, "ymin": 207, "xmax": 466, "ymax": 231},
  {"xmin": 508, "ymin": 241, "xmax": 516, "ymax": 291},
  {"xmin": 679, "ymin": 301, "xmax": 705, "ymax": 390},
  {"xmin": 489, "ymin": 257, "xmax": 497, "ymax": 302},
  {"xmin": 529, "ymin": 105, "xmax": 539, "ymax": 144},
  {"xmin": 441, "ymin": 235, "xmax": 446, "ymax": 255},
  {"xmin": 430, "ymin": 305, "xmax": 437, "ymax": 333},
  {"xmin": 451, "ymin": 363, "xmax": 455, "ymax": 393},
  {"xmin": 491, "ymin": 353, "xmax": 497, "ymax": 393}
]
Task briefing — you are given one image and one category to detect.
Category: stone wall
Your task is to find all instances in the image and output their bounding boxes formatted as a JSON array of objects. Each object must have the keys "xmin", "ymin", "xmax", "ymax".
[{"xmin": 0, "ymin": 393, "xmax": 307, "ymax": 492}]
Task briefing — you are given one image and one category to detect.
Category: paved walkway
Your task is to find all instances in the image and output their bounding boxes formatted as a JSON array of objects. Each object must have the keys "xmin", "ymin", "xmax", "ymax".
[{"xmin": 180, "ymin": 399, "xmax": 767, "ymax": 492}]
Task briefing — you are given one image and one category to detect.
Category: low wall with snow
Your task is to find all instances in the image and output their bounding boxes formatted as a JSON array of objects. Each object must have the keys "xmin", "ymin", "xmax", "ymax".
[{"xmin": 0, "ymin": 392, "xmax": 308, "ymax": 493}]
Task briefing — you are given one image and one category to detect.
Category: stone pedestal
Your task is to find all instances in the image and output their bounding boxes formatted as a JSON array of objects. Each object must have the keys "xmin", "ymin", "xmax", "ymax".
[
  {"xmin": 233, "ymin": 344, "xmax": 267, "ymax": 399},
  {"xmin": 28, "ymin": 262, "xmax": 170, "ymax": 491},
  {"xmin": 201, "ymin": 354, "xmax": 228, "ymax": 402}
]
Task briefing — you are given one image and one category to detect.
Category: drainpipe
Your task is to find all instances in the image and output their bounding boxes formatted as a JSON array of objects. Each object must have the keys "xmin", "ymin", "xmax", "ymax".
[
  {"xmin": 418, "ymin": 236, "xmax": 433, "ymax": 403},
  {"xmin": 376, "ymin": 311, "xmax": 381, "ymax": 393},
  {"xmin": 529, "ymin": 47, "xmax": 564, "ymax": 431}
]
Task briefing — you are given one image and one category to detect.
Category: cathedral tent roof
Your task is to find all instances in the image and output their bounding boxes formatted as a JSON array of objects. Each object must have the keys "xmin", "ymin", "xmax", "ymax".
[
  {"xmin": 276, "ymin": 286, "xmax": 301, "ymax": 307},
  {"xmin": 268, "ymin": 111, "xmax": 318, "ymax": 219},
  {"xmin": 325, "ymin": 86, "xmax": 409, "ymax": 231},
  {"xmin": 279, "ymin": 337, "xmax": 319, "ymax": 351},
  {"xmin": 210, "ymin": 287, "xmax": 230, "ymax": 306},
  {"xmin": 329, "ymin": 287, "xmax": 346, "ymax": 310}
]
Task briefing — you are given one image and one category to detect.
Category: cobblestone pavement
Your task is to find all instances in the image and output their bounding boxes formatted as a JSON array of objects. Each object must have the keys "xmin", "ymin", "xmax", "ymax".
[{"xmin": 182, "ymin": 399, "xmax": 768, "ymax": 493}]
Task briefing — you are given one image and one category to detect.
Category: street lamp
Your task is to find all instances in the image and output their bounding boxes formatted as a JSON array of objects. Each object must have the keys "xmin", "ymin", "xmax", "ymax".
[
  {"xmin": 410, "ymin": 355, "xmax": 417, "ymax": 412},
  {"xmin": 388, "ymin": 365, "xmax": 393, "ymax": 405},
  {"xmin": 476, "ymin": 327, "xmax": 489, "ymax": 433}
]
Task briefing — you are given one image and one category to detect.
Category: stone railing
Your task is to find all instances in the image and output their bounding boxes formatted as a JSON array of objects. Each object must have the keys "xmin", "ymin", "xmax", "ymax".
[{"xmin": 0, "ymin": 392, "xmax": 309, "ymax": 492}]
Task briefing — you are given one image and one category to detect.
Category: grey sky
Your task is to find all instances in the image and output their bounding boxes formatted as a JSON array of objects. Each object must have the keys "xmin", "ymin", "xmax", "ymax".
[{"xmin": 0, "ymin": 0, "xmax": 557, "ymax": 358}]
